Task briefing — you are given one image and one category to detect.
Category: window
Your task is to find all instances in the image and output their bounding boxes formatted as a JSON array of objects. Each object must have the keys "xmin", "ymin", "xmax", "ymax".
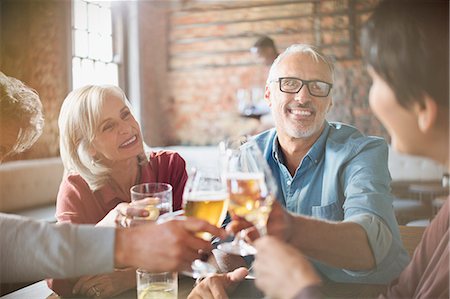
[{"xmin": 72, "ymin": 0, "xmax": 118, "ymax": 89}]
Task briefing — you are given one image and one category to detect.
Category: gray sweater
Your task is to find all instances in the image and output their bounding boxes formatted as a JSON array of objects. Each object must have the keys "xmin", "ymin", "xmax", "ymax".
[{"xmin": 0, "ymin": 213, "xmax": 115, "ymax": 283}]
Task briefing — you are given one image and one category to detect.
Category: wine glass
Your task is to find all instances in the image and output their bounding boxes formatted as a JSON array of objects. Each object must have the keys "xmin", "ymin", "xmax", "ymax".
[
  {"xmin": 217, "ymin": 136, "xmax": 277, "ymax": 256},
  {"xmin": 183, "ymin": 168, "xmax": 229, "ymax": 278}
]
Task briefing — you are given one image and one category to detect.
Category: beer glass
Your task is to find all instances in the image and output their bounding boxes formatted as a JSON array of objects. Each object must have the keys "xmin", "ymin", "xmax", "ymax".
[
  {"xmin": 218, "ymin": 136, "xmax": 277, "ymax": 256},
  {"xmin": 183, "ymin": 168, "xmax": 229, "ymax": 277}
]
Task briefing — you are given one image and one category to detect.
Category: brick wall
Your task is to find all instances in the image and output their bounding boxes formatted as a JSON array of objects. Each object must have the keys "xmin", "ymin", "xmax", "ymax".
[
  {"xmin": 165, "ymin": 0, "xmax": 388, "ymax": 145},
  {"xmin": 0, "ymin": 0, "xmax": 388, "ymax": 160},
  {"xmin": 0, "ymin": 0, "xmax": 70, "ymax": 160}
]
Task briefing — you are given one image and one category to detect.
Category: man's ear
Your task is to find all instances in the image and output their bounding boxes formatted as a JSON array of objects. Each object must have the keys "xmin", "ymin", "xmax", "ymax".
[
  {"xmin": 327, "ymin": 100, "xmax": 333, "ymax": 113},
  {"xmin": 417, "ymin": 95, "xmax": 438, "ymax": 133},
  {"xmin": 264, "ymin": 85, "xmax": 272, "ymax": 107}
]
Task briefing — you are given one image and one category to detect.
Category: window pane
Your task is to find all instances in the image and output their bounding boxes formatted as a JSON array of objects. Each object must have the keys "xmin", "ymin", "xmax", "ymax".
[
  {"xmin": 88, "ymin": 32, "xmax": 101, "ymax": 60},
  {"xmin": 99, "ymin": 7, "xmax": 112, "ymax": 35},
  {"xmin": 87, "ymin": 3, "xmax": 101, "ymax": 33},
  {"xmin": 81, "ymin": 58, "xmax": 95, "ymax": 86},
  {"xmin": 99, "ymin": 34, "xmax": 113, "ymax": 62},
  {"xmin": 74, "ymin": 29, "xmax": 88, "ymax": 57},
  {"xmin": 72, "ymin": 57, "xmax": 82, "ymax": 89},
  {"xmin": 94, "ymin": 61, "xmax": 106, "ymax": 85},
  {"xmin": 72, "ymin": 0, "xmax": 118, "ymax": 90},
  {"xmin": 73, "ymin": 0, "xmax": 87, "ymax": 30},
  {"xmin": 106, "ymin": 63, "xmax": 118, "ymax": 86}
]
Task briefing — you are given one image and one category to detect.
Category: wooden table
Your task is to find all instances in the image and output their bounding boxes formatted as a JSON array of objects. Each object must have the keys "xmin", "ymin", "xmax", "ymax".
[
  {"xmin": 0, "ymin": 276, "xmax": 263, "ymax": 299},
  {"xmin": 1, "ymin": 275, "xmax": 387, "ymax": 299}
]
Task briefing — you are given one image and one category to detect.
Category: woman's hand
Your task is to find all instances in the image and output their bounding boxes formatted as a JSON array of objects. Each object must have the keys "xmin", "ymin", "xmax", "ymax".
[
  {"xmin": 253, "ymin": 236, "xmax": 321, "ymax": 299},
  {"xmin": 72, "ymin": 268, "xmax": 136, "ymax": 298},
  {"xmin": 97, "ymin": 202, "xmax": 150, "ymax": 227},
  {"xmin": 187, "ymin": 267, "xmax": 248, "ymax": 299}
]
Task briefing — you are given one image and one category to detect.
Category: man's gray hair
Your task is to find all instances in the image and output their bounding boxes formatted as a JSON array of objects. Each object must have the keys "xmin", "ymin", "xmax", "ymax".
[{"xmin": 266, "ymin": 44, "xmax": 335, "ymax": 84}]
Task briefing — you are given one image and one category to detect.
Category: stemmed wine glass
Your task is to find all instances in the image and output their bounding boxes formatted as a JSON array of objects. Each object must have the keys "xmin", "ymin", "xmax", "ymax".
[
  {"xmin": 217, "ymin": 136, "xmax": 277, "ymax": 256},
  {"xmin": 183, "ymin": 168, "xmax": 229, "ymax": 278}
]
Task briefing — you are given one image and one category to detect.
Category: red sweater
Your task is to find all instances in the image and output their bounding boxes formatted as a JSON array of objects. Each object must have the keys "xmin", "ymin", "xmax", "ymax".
[{"xmin": 47, "ymin": 151, "xmax": 187, "ymax": 297}]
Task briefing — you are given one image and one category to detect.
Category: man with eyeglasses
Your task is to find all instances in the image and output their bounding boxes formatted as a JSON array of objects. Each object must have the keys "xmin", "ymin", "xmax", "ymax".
[
  {"xmin": 249, "ymin": 44, "xmax": 408, "ymax": 283},
  {"xmin": 188, "ymin": 44, "xmax": 409, "ymax": 298}
]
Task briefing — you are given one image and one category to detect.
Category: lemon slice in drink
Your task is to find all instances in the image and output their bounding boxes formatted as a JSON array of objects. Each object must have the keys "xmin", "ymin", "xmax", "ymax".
[
  {"xmin": 144, "ymin": 205, "xmax": 160, "ymax": 220},
  {"xmin": 132, "ymin": 197, "xmax": 160, "ymax": 220}
]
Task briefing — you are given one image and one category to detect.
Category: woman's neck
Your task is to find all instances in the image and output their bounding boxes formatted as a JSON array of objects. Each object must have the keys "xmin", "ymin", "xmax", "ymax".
[{"xmin": 109, "ymin": 157, "xmax": 140, "ymax": 196}]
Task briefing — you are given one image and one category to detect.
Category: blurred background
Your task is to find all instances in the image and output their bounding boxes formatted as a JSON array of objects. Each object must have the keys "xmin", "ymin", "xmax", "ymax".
[{"xmin": 0, "ymin": 0, "xmax": 387, "ymax": 161}]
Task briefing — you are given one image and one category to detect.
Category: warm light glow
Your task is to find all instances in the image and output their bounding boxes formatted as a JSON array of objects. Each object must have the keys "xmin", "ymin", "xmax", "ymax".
[{"xmin": 72, "ymin": 0, "xmax": 118, "ymax": 90}]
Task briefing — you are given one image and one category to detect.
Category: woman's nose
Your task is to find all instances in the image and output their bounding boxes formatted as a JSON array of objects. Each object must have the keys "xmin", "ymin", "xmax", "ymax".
[{"xmin": 118, "ymin": 121, "xmax": 131, "ymax": 134}]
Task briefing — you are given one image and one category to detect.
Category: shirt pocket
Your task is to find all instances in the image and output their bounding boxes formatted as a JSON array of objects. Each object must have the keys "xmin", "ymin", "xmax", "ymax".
[{"xmin": 311, "ymin": 201, "xmax": 343, "ymax": 221}]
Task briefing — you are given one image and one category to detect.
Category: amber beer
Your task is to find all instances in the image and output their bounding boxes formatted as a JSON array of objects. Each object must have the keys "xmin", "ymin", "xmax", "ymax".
[
  {"xmin": 225, "ymin": 172, "xmax": 271, "ymax": 226},
  {"xmin": 184, "ymin": 191, "xmax": 229, "ymax": 240}
]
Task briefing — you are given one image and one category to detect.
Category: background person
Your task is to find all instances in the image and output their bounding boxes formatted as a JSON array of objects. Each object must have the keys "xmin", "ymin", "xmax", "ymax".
[
  {"xmin": 249, "ymin": 35, "xmax": 279, "ymax": 132},
  {"xmin": 250, "ymin": 35, "xmax": 279, "ymax": 66},
  {"xmin": 0, "ymin": 72, "xmax": 226, "ymax": 287},
  {"xmin": 48, "ymin": 85, "xmax": 189, "ymax": 297}
]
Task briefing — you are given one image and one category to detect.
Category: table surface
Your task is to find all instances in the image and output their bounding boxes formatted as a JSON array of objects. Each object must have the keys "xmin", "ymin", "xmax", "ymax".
[{"xmin": 1, "ymin": 275, "xmax": 387, "ymax": 299}]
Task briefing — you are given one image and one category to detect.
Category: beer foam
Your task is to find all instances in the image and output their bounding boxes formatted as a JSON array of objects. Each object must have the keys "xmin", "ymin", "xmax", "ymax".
[
  {"xmin": 224, "ymin": 172, "xmax": 264, "ymax": 180},
  {"xmin": 185, "ymin": 191, "xmax": 228, "ymax": 201}
]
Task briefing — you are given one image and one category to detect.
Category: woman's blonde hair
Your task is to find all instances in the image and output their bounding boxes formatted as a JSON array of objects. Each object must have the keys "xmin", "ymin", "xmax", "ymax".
[{"xmin": 58, "ymin": 85, "xmax": 146, "ymax": 190}]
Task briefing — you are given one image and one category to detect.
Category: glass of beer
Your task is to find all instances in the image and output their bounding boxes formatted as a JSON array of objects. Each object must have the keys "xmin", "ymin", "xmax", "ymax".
[
  {"xmin": 183, "ymin": 168, "xmax": 229, "ymax": 277},
  {"xmin": 218, "ymin": 136, "xmax": 277, "ymax": 256}
]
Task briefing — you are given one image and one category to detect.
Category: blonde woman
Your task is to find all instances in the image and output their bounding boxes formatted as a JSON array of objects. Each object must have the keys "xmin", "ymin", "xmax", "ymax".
[{"xmin": 48, "ymin": 85, "xmax": 188, "ymax": 297}]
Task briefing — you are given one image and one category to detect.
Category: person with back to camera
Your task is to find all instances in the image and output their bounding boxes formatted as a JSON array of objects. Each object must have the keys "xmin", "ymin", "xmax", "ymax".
[
  {"xmin": 47, "ymin": 85, "xmax": 191, "ymax": 297},
  {"xmin": 251, "ymin": 35, "xmax": 279, "ymax": 66},
  {"xmin": 0, "ymin": 72, "xmax": 226, "ymax": 287},
  {"xmin": 190, "ymin": 1, "xmax": 449, "ymax": 298}
]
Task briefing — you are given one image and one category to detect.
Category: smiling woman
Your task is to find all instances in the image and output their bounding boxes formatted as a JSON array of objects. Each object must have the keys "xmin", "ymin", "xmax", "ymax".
[{"xmin": 47, "ymin": 85, "xmax": 188, "ymax": 298}]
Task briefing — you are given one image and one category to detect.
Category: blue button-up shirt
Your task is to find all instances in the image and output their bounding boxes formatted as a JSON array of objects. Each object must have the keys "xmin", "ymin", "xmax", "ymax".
[{"xmin": 253, "ymin": 121, "xmax": 409, "ymax": 284}]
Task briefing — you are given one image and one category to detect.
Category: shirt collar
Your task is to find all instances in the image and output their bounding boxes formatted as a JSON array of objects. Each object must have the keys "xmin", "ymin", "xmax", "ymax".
[
  {"xmin": 306, "ymin": 121, "xmax": 330, "ymax": 164},
  {"xmin": 271, "ymin": 121, "xmax": 330, "ymax": 165}
]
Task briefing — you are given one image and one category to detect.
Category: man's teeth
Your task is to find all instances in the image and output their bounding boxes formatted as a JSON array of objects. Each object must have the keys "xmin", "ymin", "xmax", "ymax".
[
  {"xmin": 121, "ymin": 135, "xmax": 137, "ymax": 147},
  {"xmin": 290, "ymin": 109, "xmax": 312, "ymax": 116}
]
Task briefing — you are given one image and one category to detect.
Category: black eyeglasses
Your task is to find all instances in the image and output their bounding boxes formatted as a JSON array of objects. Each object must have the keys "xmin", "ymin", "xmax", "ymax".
[{"xmin": 271, "ymin": 77, "xmax": 333, "ymax": 97}]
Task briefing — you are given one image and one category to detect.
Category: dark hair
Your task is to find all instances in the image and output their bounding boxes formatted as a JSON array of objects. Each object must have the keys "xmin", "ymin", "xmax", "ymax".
[
  {"xmin": 361, "ymin": 0, "xmax": 449, "ymax": 109},
  {"xmin": 253, "ymin": 35, "xmax": 276, "ymax": 50}
]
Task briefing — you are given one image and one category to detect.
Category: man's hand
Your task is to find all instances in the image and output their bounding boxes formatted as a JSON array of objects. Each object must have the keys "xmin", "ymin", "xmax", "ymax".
[
  {"xmin": 254, "ymin": 236, "xmax": 321, "ymax": 299},
  {"xmin": 114, "ymin": 217, "xmax": 227, "ymax": 272},
  {"xmin": 226, "ymin": 201, "xmax": 294, "ymax": 242},
  {"xmin": 187, "ymin": 267, "xmax": 248, "ymax": 299}
]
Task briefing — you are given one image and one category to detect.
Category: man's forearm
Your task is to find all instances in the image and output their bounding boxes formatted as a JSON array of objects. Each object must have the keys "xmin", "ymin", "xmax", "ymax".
[
  {"xmin": 114, "ymin": 228, "xmax": 132, "ymax": 269},
  {"xmin": 288, "ymin": 216, "xmax": 375, "ymax": 270}
]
